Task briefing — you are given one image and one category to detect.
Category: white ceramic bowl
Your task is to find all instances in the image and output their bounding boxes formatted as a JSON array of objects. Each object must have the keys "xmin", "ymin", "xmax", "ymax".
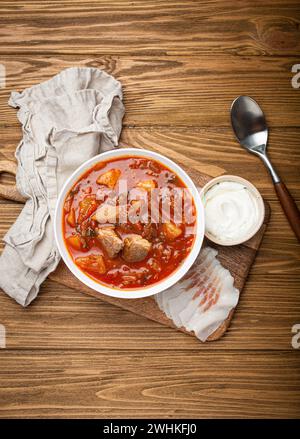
[
  {"xmin": 200, "ymin": 174, "xmax": 265, "ymax": 246},
  {"xmin": 54, "ymin": 148, "xmax": 205, "ymax": 299}
]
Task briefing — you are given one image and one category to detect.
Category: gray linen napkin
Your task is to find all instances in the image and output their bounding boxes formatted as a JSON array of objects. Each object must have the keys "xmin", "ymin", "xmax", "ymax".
[{"xmin": 0, "ymin": 67, "xmax": 125, "ymax": 306}]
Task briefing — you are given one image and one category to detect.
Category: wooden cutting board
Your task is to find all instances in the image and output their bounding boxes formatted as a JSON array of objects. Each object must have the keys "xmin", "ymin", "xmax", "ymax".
[{"xmin": 0, "ymin": 154, "xmax": 270, "ymax": 342}]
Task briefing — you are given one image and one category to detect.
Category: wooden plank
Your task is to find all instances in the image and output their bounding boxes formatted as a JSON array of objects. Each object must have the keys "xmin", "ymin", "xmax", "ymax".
[
  {"xmin": 251, "ymin": 201, "xmax": 300, "ymax": 275},
  {"xmin": 1, "ymin": 127, "xmax": 300, "ymax": 200},
  {"xmin": 0, "ymin": 273, "xmax": 299, "ymax": 351},
  {"xmin": 0, "ymin": 1, "xmax": 299, "ymax": 56},
  {"xmin": 0, "ymin": 56, "xmax": 300, "ymax": 127},
  {"xmin": 0, "ymin": 350, "xmax": 299, "ymax": 418}
]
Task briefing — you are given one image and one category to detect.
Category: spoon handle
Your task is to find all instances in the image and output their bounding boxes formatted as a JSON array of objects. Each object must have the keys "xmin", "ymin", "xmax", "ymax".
[{"xmin": 274, "ymin": 181, "xmax": 300, "ymax": 241}]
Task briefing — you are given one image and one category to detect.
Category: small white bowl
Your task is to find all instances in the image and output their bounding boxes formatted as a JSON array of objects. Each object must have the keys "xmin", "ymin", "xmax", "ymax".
[
  {"xmin": 54, "ymin": 148, "xmax": 205, "ymax": 299},
  {"xmin": 200, "ymin": 175, "xmax": 265, "ymax": 246}
]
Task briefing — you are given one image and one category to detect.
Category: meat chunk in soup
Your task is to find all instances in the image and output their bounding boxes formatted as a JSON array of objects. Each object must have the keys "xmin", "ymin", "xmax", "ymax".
[
  {"xmin": 142, "ymin": 222, "xmax": 158, "ymax": 240},
  {"xmin": 122, "ymin": 234, "xmax": 152, "ymax": 263},
  {"xmin": 94, "ymin": 204, "xmax": 118, "ymax": 224},
  {"xmin": 97, "ymin": 227, "xmax": 123, "ymax": 259},
  {"xmin": 96, "ymin": 169, "xmax": 121, "ymax": 189},
  {"xmin": 162, "ymin": 222, "xmax": 183, "ymax": 240}
]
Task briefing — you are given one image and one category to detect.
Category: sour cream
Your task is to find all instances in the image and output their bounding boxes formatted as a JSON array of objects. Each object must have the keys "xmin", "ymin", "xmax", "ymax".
[{"xmin": 203, "ymin": 180, "xmax": 260, "ymax": 243}]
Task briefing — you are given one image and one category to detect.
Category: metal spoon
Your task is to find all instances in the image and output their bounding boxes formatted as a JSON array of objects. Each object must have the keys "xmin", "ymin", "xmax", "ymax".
[{"xmin": 231, "ymin": 95, "xmax": 300, "ymax": 241}]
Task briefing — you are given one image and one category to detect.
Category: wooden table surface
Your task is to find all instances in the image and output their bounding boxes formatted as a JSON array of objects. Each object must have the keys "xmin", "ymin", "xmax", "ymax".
[{"xmin": 0, "ymin": 1, "xmax": 299, "ymax": 419}]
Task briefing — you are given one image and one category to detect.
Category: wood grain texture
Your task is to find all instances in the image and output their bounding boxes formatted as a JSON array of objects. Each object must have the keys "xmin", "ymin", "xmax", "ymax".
[
  {"xmin": 0, "ymin": 0, "xmax": 300, "ymax": 419},
  {"xmin": 1, "ymin": 273, "xmax": 299, "ymax": 351},
  {"xmin": 0, "ymin": 1, "xmax": 299, "ymax": 56},
  {"xmin": 0, "ymin": 351, "xmax": 299, "ymax": 419},
  {"xmin": 0, "ymin": 56, "xmax": 300, "ymax": 127},
  {"xmin": 1, "ymin": 126, "xmax": 300, "ymax": 200}
]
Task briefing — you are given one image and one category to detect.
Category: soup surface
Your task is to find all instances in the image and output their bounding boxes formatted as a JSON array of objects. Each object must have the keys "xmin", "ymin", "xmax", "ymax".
[{"xmin": 63, "ymin": 155, "xmax": 196, "ymax": 289}]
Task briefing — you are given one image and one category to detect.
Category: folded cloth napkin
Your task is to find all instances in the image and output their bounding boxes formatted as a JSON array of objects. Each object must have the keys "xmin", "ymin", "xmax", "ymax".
[{"xmin": 0, "ymin": 67, "xmax": 125, "ymax": 306}]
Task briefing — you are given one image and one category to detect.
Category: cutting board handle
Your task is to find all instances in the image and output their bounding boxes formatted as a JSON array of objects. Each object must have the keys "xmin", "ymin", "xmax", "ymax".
[{"xmin": 0, "ymin": 160, "xmax": 26, "ymax": 203}]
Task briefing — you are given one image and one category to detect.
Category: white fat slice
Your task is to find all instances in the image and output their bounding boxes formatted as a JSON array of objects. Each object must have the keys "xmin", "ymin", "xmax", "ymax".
[
  {"xmin": 154, "ymin": 290, "xmax": 164, "ymax": 309},
  {"xmin": 155, "ymin": 246, "xmax": 214, "ymax": 319},
  {"xmin": 154, "ymin": 246, "xmax": 240, "ymax": 342},
  {"xmin": 167, "ymin": 286, "xmax": 196, "ymax": 327},
  {"xmin": 187, "ymin": 269, "xmax": 239, "ymax": 336},
  {"xmin": 161, "ymin": 278, "xmax": 187, "ymax": 319},
  {"xmin": 166, "ymin": 249, "xmax": 218, "ymax": 326},
  {"xmin": 193, "ymin": 309, "xmax": 230, "ymax": 342},
  {"xmin": 179, "ymin": 264, "xmax": 223, "ymax": 328},
  {"xmin": 192, "ymin": 283, "xmax": 239, "ymax": 342}
]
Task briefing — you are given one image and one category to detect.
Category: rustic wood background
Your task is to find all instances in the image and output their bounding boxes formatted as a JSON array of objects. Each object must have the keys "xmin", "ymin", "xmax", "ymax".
[{"xmin": 0, "ymin": 0, "xmax": 299, "ymax": 419}]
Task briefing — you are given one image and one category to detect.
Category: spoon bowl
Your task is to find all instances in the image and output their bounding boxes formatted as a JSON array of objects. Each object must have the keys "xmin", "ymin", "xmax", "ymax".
[{"xmin": 231, "ymin": 96, "xmax": 268, "ymax": 150}]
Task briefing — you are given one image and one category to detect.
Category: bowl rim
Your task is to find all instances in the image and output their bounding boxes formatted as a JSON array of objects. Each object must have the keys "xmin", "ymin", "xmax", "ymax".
[
  {"xmin": 200, "ymin": 174, "xmax": 265, "ymax": 246},
  {"xmin": 54, "ymin": 147, "xmax": 205, "ymax": 299}
]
